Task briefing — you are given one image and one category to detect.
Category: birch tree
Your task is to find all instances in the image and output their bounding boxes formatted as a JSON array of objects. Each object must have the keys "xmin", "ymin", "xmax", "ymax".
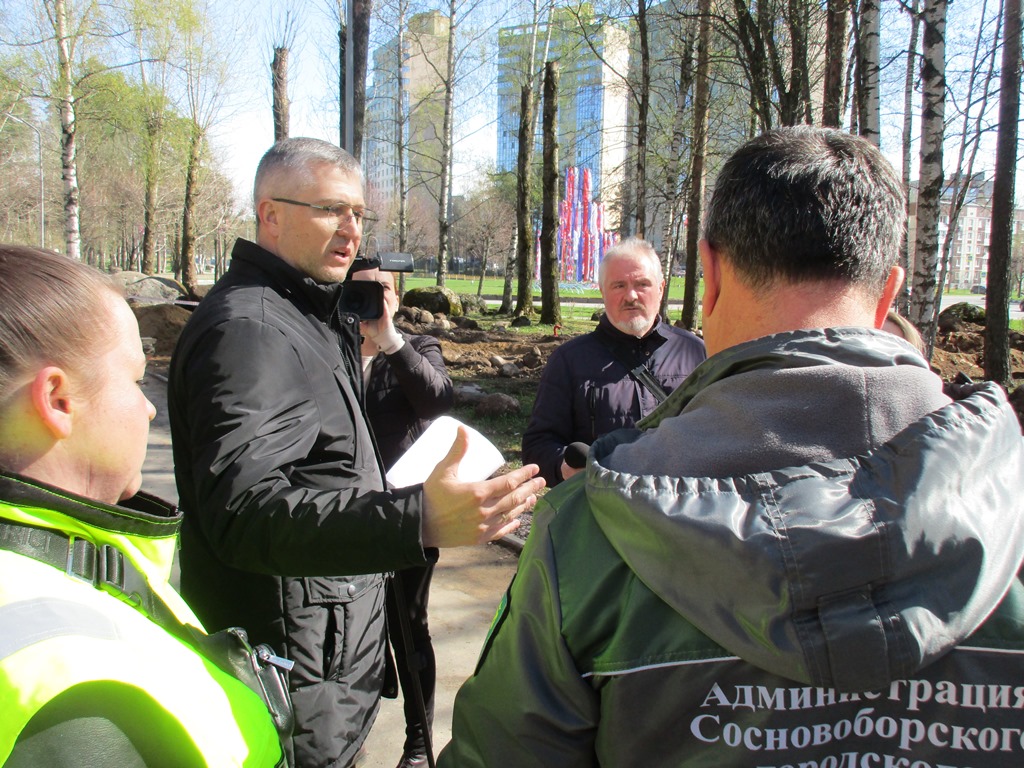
[
  {"xmin": 435, "ymin": 0, "xmax": 457, "ymax": 287},
  {"xmin": 897, "ymin": 0, "xmax": 921, "ymax": 315},
  {"xmin": 908, "ymin": 0, "xmax": 946, "ymax": 337},
  {"xmin": 928, "ymin": 0, "xmax": 1000, "ymax": 351},
  {"xmin": 24, "ymin": 0, "xmax": 109, "ymax": 261},
  {"xmin": 856, "ymin": 0, "xmax": 881, "ymax": 144}
]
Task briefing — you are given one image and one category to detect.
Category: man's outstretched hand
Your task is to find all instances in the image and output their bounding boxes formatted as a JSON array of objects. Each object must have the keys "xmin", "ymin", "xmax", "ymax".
[{"xmin": 422, "ymin": 426, "xmax": 546, "ymax": 548}]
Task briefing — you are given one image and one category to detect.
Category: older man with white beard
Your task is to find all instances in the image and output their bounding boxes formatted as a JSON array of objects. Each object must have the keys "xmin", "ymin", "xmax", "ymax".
[{"xmin": 522, "ymin": 237, "xmax": 706, "ymax": 486}]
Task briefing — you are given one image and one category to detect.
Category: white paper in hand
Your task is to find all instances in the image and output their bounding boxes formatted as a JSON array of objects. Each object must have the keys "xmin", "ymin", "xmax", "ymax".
[{"xmin": 385, "ymin": 415, "xmax": 505, "ymax": 488}]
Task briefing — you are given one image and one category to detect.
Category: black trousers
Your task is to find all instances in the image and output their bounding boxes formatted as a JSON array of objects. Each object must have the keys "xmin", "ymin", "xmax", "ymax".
[{"xmin": 386, "ymin": 563, "xmax": 436, "ymax": 755}]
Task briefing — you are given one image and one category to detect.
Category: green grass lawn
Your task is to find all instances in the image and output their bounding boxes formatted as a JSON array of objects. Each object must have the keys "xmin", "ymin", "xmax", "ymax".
[{"xmin": 399, "ymin": 273, "xmax": 696, "ymax": 302}]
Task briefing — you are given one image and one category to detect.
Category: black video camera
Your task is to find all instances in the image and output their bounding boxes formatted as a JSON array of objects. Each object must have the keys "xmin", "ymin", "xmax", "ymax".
[{"xmin": 339, "ymin": 252, "xmax": 416, "ymax": 320}]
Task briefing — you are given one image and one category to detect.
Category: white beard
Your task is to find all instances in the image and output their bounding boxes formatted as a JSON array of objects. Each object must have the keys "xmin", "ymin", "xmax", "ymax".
[{"xmin": 611, "ymin": 313, "xmax": 655, "ymax": 337}]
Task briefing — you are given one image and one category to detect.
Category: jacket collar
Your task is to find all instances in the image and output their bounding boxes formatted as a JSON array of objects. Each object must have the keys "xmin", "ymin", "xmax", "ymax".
[
  {"xmin": 638, "ymin": 327, "xmax": 932, "ymax": 430},
  {"xmin": 230, "ymin": 238, "xmax": 345, "ymax": 323},
  {"xmin": 0, "ymin": 472, "xmax": 180, "ymax": 537}
]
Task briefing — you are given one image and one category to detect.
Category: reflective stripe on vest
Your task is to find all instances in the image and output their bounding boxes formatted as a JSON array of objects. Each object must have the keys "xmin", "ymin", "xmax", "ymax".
[
  {"xmin": 0, "ymin": 551, "xmax": 283, "ymax": 767},
  {"xmin": 0, "ymin": 597, "xmax": 119, "ymax": 661}
]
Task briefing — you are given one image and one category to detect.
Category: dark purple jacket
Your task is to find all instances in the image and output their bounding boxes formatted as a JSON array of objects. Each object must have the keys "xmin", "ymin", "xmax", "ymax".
[{"xmin": 522, "ymin": 314, "xmax": 706, "ymax": 486}]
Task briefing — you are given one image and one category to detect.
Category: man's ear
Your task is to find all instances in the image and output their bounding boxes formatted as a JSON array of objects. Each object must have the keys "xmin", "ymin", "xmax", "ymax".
[
  {"xmin": 29, "ymin": 367, "xmax": 74, "ymax": 440},
  {"xmin": 256, "ymin": 198, "xmax": 280, "ymax": 236},
  {"xmin": 699, "ymin": 239, "xmax": 722, "ymax": 317},
  {"xmin": 874, "ymin": 265, "xmax": 906, "ymax": 328}
]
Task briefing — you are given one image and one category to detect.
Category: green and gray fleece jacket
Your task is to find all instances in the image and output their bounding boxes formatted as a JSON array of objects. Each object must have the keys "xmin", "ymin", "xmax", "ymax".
[{"xmin": 440, "ymin": 328, "xmax": 1024, "ymax": 768}]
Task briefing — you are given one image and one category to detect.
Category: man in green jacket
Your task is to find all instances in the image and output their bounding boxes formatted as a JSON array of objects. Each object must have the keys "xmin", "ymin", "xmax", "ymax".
[{"xmin": 439, "ymin": 127, "xmax": 1024, "ymax": 767}]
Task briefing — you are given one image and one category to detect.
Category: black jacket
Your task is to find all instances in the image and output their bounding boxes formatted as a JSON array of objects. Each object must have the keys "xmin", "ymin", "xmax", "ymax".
[
  {"xmin": 168, "ymin": 239, "xmax": 431, "ymax": 767},
  {"xmin": 364, "ymin": 332, "xmax": 453, "ymax": 470}
]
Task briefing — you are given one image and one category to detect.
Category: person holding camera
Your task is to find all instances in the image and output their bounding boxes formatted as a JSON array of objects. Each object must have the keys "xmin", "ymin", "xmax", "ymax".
[
  {"xmin": 353, "ymin": 266, "xmax": 452, "ymax": 768},
  {"xmin": 168, "ymin": 137, "xmax": 544, "ymax": 768}
]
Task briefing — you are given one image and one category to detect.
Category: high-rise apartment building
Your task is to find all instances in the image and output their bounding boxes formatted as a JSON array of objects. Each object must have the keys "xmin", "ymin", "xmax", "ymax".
[
  {"xmin": 495, "ymin": 5, "xmax": 629, "ymax": 227},
  {"xmin": 364, "ymin": 10, "xmax": 449, "ymax": 234},
  {"xmin": 908, "ymin": 173, "xmax": 1024, "ymax": 291}
]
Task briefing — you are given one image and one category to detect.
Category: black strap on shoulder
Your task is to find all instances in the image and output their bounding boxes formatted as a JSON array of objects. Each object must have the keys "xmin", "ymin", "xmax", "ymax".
[
  {"xmin": 628, "ymin": 363, "xmax": 669, "ymax": 404},
  {"xmin": 0, "ymin": 521, "xmax": 186, "ymax": 640},
  {"xmin": 0, "ymin": 520, "xmax": 295, "ymax": 759},
  {"xmin": 593, "ymin": 331, "xmax": 669, "ymax": 405}
]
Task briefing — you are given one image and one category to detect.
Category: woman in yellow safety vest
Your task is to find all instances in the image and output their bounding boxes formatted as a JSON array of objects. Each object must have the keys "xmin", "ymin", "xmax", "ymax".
[{"xmin": 0, "ymin": 244, "xmax": 286, "ymax": 767}]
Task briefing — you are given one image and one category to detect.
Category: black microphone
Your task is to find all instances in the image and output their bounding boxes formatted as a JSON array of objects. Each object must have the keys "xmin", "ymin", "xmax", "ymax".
[{"xmin": 563, "ymin": 442, "xmax": 591, "ymax": 470}]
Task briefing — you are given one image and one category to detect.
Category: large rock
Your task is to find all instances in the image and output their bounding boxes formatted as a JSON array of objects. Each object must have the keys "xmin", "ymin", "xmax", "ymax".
[
  {"xmin": 112, "ymin": 271, "xmax": 186, "ymax": 301},
  {"xmin": 403, "ymin": 286, "xmax": 463, "ymax": 317},
  {"xmin": 938, "ymin": 302, "xmax": 986, "ymax": 332},
  {"xmin": 474, "ymin": 393, "xmax": 520, "ymax": 418},
  {"xmin": 458, "ymin": 293, "xmax": 488, "ymax": 314}
]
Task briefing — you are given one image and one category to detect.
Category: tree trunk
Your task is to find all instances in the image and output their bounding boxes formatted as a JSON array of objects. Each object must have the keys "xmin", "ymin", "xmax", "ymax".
[
  {"xmin": 338, "ymin": 22, "xmax": 346, "ymax": 147},
  {"xmin": 682, "ymin": 0, "xmax": 711, "ymax": 331},
  {"xmin": 272, "ymin": 46, "xmax": 290, "ymax": 142},
  {"xmin": 856, "ymin": 0, "xmax": 881, "ymax": 144},
  {"xmin": 514, "ymin": 84, "xmax": 536, "ymax": 316},
  {"xmin": 52, "ymin": 0, "xmax": 81, "ymax": 261},
  {"xmin": 909, "ymin": 0, "xmax": 946, "ymax": 341},
  {"xmin": 897, "ymin": 0, "xmax": 921, "ymax": 315},
  {"xmin": 540, "ymin": 61, "xmax": 560, "ymax": 325},
  {"xmin": 396, "ymin": 6, "xmax": 408, "ymax": 257},
  {"xmin": 634, "ymin": 0, "xmax": 650, "ymax": 237},
  {"xmin": 928, "ymin": 0, "xmax": 999, "ymax": 347},
  {"xmin": 500, "ymin": 228, "xmax": 516, "ymax": 314},
  {"xmin": 141, "ymin": 117, "xmax": 161, "ymax": 275},
  {"xmin": 351, "ymin": 0, "xmax": 373, "ymax": 160},
  {"xmin": 477, "ymin": 239, "xmax": 490, "ymax": 297},
  {"xmin": 789, "ymin": 0, "xmax": 814, "ymax": 124},
  {"xmin": 179, "ymin": 124, "xmax": 203, "ymax": 297},
  {"xmin": 822, "ymin": 0, "xmax": 850, "ymax": 127},
  {"xmin": 435, "ymin": 0, "xmax": 456, "ymax": 288},
  {"xmin": 985, "ymin": 0, "xmax": 1020, "ymax": 385},
  {"xmin": 659, "ymin": 48, "xmax": 694, "ymax": 319}
]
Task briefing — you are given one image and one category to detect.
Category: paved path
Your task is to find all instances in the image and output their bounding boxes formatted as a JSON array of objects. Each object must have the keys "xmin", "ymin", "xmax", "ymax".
[{"xmin": 140, "ymin": 372, "xmax": 520, "ymax": 767}]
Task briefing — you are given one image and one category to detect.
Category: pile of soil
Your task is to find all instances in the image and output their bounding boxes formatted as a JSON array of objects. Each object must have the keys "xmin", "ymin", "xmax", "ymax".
[
  {"xmin": 133, "ymin": 303, "xmax": 193, "ymax": 357},
  {"xmin": 132, "ymin": 302, "xmax": 1024, "ymax": 430}
]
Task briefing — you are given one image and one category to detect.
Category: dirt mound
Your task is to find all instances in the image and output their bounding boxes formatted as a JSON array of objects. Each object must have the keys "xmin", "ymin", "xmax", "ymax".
[
  {"xmin": 137, "ymin": 305, "xmax": 1024, "ymax": 430},
  {"xmin": 133, "ymin": 303, "xmax": 192, "ymax": 356}
]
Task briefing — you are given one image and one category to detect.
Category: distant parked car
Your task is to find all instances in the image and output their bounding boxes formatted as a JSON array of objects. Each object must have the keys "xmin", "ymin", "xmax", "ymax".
[{"xmin": 970, "ymin": 284, "xmax": 986, "ymax": 294}]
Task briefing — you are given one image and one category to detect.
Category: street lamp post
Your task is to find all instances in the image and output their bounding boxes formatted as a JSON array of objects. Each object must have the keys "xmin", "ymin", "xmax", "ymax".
[{"xmin": 2, "ymin": 112, "xmax": 44, "ymax": 248}]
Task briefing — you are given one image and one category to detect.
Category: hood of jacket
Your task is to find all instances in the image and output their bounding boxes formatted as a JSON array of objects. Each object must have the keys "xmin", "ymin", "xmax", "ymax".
[{"xmin": 586, "ymin": 328, "xmax": 1024, "ymax": 692}]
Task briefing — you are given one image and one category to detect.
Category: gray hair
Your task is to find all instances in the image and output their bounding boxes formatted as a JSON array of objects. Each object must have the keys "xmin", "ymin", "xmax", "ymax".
[
  {"xmin": 598, "ymin": 237, "xmax": 664, "ymax": 287},
  {"xmin": 703, "ymin": 127, "xmax": 905, "ymax": 292},
  {"xmin": 253, "ymin": 137, "xmax": 363, "ymax": 211},
  {"xmin": 0, "ymin": 245, "xmax": 121, "ymax": 403}
]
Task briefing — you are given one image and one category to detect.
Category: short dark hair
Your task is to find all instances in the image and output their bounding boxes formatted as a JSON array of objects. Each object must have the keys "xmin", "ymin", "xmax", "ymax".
[
  {"xmin": 0, "ymin": 244, "xmax": 121, "ymax": 401},
  {"xmin": 703, "ymin": 127, "xmax": 906, "ymax": 292},
  {"xmin": 253, "ymin": 137, "xmax": 363, "ymax": 210}
]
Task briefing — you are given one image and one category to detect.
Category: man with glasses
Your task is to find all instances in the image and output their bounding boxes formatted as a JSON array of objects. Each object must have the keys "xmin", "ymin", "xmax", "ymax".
[{"xmin": 168, "ymin": 137, "xmax": 544, "ymax": 768}]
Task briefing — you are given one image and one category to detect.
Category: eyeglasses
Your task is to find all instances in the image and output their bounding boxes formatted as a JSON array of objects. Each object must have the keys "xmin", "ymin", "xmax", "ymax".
[{"xmin": 271, "ymin": 198, "xmax": 378, "ymax": 227}]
